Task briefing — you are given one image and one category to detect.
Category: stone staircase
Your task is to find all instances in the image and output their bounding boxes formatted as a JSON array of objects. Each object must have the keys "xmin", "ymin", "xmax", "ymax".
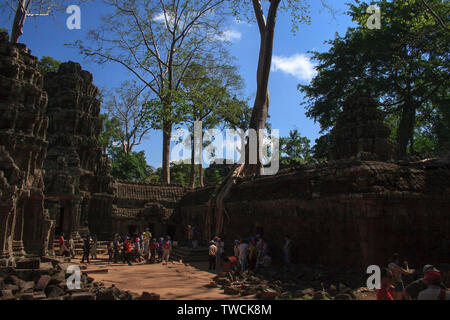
[
  {"xmin": 52, "ymin": 239, "xmax": 108, "ymax": 255},
  {"xmin": 169, "ymin": 246, "xmax": 209, "ymax": 263}
]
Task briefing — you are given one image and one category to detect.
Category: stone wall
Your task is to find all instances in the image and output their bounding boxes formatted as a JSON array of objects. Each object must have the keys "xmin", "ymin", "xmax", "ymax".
[
  {"xmin": 43, "ymin": 62, "xmax": 114, "ymax": 240},
  {"xmin": 109, "ymin": 181, "xmax": 188, "ymax": 238},
  {"xmin": 178, "ymin": 158, "xmax": 450, "ymax": 270},
  {"xmin": 0, "ymin": 33, "xmax": 53, "ymax": 266}
]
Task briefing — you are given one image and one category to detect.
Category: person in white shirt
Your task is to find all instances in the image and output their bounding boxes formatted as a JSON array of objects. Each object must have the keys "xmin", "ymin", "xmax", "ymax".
[
  {"xmin": 208, "ymin": 240, "xmax": 218, "ymax": 270},
  {"xmin": 418, "ymin": 271, "xmax": 450, "ymax": 300}
]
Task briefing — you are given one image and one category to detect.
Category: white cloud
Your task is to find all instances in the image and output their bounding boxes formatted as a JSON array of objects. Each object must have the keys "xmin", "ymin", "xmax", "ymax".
[
  {"xmin": 215, "ymin": 29, "xmax": 242, "ymax": 42},
  {"xmin": 271, "ymin": 54, "xmax": 317, "ymax": 83},
  {"xmin": 153, "ymin": 12, "xmax": 175, "ymax": 26}
]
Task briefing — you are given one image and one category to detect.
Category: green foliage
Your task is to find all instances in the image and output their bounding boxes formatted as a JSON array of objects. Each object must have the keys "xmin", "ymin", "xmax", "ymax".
[
  {"xmin": 280, "ymin": 129, "xmax": 313, "ymax": 165},
  {"xmin": 98, "ymin": 113, "xmax": 123, "ymax": 155},
  {"xmin": 109, "ymin": 148, "xmax": 155, "ymax": 182},
  {"xmin": 312, "ymin": 133, "xmax": 332, "ymax": 162},
  {"xmin": 38, "ymin": 56, "xmax": 61, "ymax": 76},
  {"xmin": 299, "ymin": 0, "xmax": 450, "ymax": 157}
]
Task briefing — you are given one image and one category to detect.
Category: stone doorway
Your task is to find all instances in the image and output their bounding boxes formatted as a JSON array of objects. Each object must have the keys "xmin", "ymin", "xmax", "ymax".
[
  {"xmin": 128, "ymin": 225, "xmax": 137, "ymax": 235},
  {"xmin": 55, "ymin": 207, "xmax": 65, "ymax": 236}
]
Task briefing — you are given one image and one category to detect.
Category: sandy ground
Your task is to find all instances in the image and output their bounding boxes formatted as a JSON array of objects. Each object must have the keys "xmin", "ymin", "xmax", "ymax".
[
  {"xmin": 55, "ymin": 254, "xmax": 377, "ymax": 300},
  {"xmin": 63, "ymin": 254, "xmax": 254, "ymax": 300}
]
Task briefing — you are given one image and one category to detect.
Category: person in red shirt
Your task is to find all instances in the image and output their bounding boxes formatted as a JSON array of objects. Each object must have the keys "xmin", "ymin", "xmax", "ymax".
[
  {"xmin": 123, "ymin": 237, "xmax": 132, "ymax": 266},
  {"xmin": 58, "ymin": 233, "xmax": 68, "ymax": 256},
  {"xmin": 377, "ymin": 268, "xmax": 394, "ymax": 300},
  {"xmin": 149, "ymin": 238, "xmax": 159, "ymax": 263}
]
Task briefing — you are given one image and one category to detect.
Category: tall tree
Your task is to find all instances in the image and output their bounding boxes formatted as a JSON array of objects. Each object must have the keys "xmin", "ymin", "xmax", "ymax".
[
  {"xmin": 73, "ymin": 0, "xmax": 231, "ymax": 184},
  {"xmin": 104, "ymin": 81, "xmax": 151, "ymax": 155},
  {"xmin": 203, "ymin": 0, "xmax": 319, "ymax": 239},
  {"xmin": 299, "ymin": 0, "xmax": 449, "ymax": 160},
  {"xmin": 177, "ymin": 62, "xmax": 250, "ymax": 188},
  {"xmin": 280, "ymin": 128, "xmax": 313, "ymax": 165}
]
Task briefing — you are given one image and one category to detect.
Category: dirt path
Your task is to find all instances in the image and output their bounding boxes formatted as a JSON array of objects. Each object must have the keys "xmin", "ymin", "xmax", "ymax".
[{"xmin": 67, "ymin": 254, "xmax": 253, "ymax": 300}]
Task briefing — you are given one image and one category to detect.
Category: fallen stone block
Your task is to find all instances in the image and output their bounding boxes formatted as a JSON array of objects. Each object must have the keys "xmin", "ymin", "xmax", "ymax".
[
  {"xmin": 71, "ymin": 292, "xmax": 95, "ymax": 300},
  {"xmin": 256, "ymin": 288, "xmax": 279, "ymax": 300},
  {"xmin": 18, "ymin": 292, "xmax": 34, "ymax": 300},
  {"xmin": 15, "ymin": 258, "xmax": 40, "ymax": 270},
  {"xmin": 33, "ymin": 291, "xmax": 47, "ymax": 300},
  {"xmin": 140, "ymin": 292, "xmax": 160, "ymax": 300},
  {"xmin": 20, "ymin": 281, "xmax": 35, "ymax": 293},
  {"xmin": 335, "ymin": 293, "xmax": 352, "ymax": 300},
  {"xmin": 46, "ymin": 285, "xmax": 65, "ymax": 299},
  {"xmin": 313, "ymin": 291, "xmax": 325, "ymax": 300},
  {"xmin": 0, "ymin": 289, "xmax": 16, "ymax": 300},
  {"xmin": 35, "ymin": 275, "xmax": 52, "ymax": 291}
]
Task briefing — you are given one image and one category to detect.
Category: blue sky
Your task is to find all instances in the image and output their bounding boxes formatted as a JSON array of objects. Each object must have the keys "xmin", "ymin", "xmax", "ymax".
[{"xmin": 1, "ymin": 1, "xmax": 357, "ymax": 168}]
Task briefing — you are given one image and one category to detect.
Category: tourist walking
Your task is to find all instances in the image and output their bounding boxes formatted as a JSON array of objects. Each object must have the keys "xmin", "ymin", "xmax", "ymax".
[
  {"xmin": 90, "ymin": 235, "xmax": 97, "ymax": 260},
  {"xmin": 216, "ymin": 237, "xmax": 224, "ymax": 268},
  {"xmin": 150, "ymin": 238, "xmax": 158, "ymax": 263},
  {"xmin": 58, "ymin": 233, "xmax": 68, "ymax": 256},
  {"xmin": 134, "ymin": 234, "xmax": 143, "ymax": 262},
  {"xmin": 107, "ymin": 241, "xmax": 114, "ymax": 263},
  {"xmin": 67, "ymin": 234, "xmax": 75, "ymax": 259},
  {"xmin": 113, "ymin": 235, "xmax": 121, "ymax": 263},
  {"xmin": 123, "ymin": 236, "xmax": 132, "ymax": 266},
  {"xmin": 208, "ymin": 240, "xmax": 218, "ymax": 270},
  {"xmin": 248, "ymin": 240, "xmax": 258, "ymax": 270},
  {"xmin": 143, "ymin": 229, "xmax": 152, "ymax": 260},
  {"xmin": 233, "ymin": 240, "xmax": 240, "ymax": 258},
  {"xmin": 81, "ymin": 235, "xmax": 91, "ymax": 264},
  {"xmin": 157, "ymin": 237, "xmax": 164, "ymax": 262},
  {"xmin": 238, "ymin": 239, "xmax": 249, "ymax": 272},
  {"xmin": 162, "ymin": 236, "xmax": 172, "ymax": 265}
]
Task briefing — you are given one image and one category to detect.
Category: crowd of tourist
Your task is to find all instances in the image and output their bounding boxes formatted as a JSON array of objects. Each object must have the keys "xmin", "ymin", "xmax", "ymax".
[
  {"xmin": 58, "ymin": 230, "xmax": 449, "ymax": 300},
  {"xmin": 207, "ymin": 233, "xmax": 292, "ymax": 273},
  {"xmin": 58, "ymin": 229, "xmax": 175, "ymax": 266},
  {"xmin": 376, "ymin": 253, "xmax": 450, "ymax": 300}
]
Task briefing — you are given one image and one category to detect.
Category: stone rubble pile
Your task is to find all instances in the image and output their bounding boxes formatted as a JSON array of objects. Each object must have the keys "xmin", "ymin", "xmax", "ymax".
[
  {"xmin": 211, "ymin": 265, "xmax": 371, "ymax": 300},
  {"xmin": 0, "ymin": 258, "xmax": 159, "ymax": 300}
]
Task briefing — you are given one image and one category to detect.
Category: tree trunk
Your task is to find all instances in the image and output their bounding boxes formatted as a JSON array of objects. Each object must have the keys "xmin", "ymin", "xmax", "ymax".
[
  {"xmin": 162, "ymin": 120, "xmax": 172, "ymax": 184},
  {"xmin": 11, "ymin": 0, "xmax": 28, "ymax": 43},
  {"xmin": 204, "ymin": 0, "xmax": 282, "ymax": 237},
  {"xmin": 199, "ymin": 164, "xmax": 204, "ymax": 187},
  {"xmin": 397, "ymin": 103, "xmax": 416, "ymax": 160}
]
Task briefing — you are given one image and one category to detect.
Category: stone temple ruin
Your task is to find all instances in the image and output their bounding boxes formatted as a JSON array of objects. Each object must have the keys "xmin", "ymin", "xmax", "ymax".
[
  {"xmin": 0, "ymin": 33, "xmax": 449, "ymax": 271},
  {"xmin": 0, "ymin": 35, "xmax": 189, "ymax": 266}
]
